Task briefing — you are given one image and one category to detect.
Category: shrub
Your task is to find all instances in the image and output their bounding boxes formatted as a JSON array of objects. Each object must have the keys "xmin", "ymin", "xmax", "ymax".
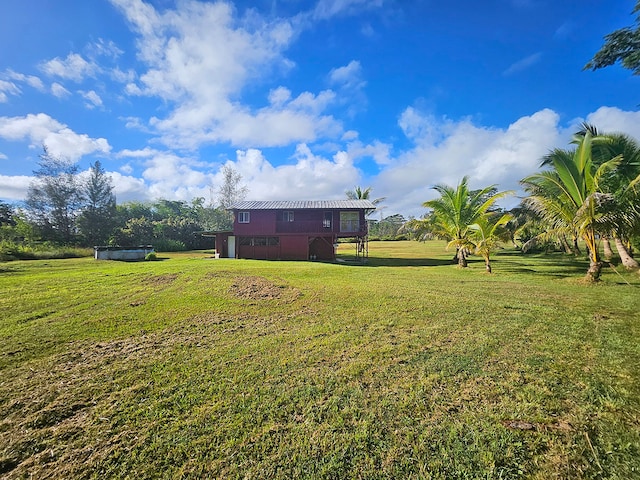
[
  {"xmin": 145, "ymin": 251, "xmax": 158, "ymax": 261},
  {"xmin": 0, "ymin": 240, "xmax": 92, "ymax": 261},
  {"xmin": 153, "ymin": 238, "xmax": 187, "ymax": 252}
]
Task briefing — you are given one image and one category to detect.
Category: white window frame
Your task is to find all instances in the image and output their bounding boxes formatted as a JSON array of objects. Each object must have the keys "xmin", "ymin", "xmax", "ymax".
[{"xmin": 238, "ymin": 211, "xmax": 250, "ymax": 223}]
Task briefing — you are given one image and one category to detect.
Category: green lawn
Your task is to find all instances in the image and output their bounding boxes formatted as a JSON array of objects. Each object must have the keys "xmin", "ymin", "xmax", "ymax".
[{"xmin": 1, "ymin": 241, "xmax": 639, "ymax": 479}]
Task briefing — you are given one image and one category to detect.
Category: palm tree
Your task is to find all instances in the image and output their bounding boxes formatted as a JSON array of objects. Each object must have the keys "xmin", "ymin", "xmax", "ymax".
[
  {"xmin": 585, "ymin": 128, "xmax": 640, "ymax": 269},
  {"xmin": 423, "ymin": 177, "xmax": 513, "ymax": 267},
  {"xmin": 521, "ymin": 130, "xmax": 622, "ymax": 281},
  {"xmin": 346, "ymin": 186, "xmax": 385, "ymax": 206},
  {"xmin": 469, "ymin": 212, "xmax": 513, "ymax": 273}
]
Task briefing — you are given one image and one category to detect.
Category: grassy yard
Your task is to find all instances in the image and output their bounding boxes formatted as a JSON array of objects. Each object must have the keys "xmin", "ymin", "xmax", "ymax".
[{"xmin": 1, "ymin": 241, "xmax": 639, "ymax": 479}]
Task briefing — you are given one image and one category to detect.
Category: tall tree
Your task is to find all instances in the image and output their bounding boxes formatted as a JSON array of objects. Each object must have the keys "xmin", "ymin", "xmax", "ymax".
[
  {"xmin": 423, "ymin": 177, "xmax": 513, "ymax": 267},
  {"xmin": 217, "ymin": 165, "xmax": 248, "ymax": 209},
  {"xmin": 216, "ymin": 165, "xmax": 248, "ymax": 230},
  {"xmin": 25, "ymin": 147, "xmax": 83, "ymax": 244},
  {"xmin": 585, "ymin": 1, "xmax": 640, "ymax": 75},
  {"xmin": 77, "ymin": 160, "xmax": 117, "ymax": 246}
]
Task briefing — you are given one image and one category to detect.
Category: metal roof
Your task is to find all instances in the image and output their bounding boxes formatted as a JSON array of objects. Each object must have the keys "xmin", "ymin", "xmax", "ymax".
[{"xmin": 230, "ymin": 200, "xmax": 376, "ymax": 210}]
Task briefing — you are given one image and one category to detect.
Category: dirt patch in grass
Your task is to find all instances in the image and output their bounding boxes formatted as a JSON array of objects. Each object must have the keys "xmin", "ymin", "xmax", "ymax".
[
  {"xmin": 229, "ymin": 275, "xmax": 300, "ymax": 301},
  {"xmin": 141, "ymin": 273, "xmax": 179, "ymax": 286}
]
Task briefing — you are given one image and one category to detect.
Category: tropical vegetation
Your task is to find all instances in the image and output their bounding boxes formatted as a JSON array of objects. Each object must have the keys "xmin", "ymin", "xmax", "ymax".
[
  {"xmin": 415, "ymin": 177, "xmax": 513, "ymax": 268},
  {"xmin": 521, "ymin": 126, "xmax": 640, "ymax": 281}
]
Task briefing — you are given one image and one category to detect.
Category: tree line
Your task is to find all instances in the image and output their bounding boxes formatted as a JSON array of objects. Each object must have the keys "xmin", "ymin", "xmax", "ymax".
[{"xmin": 0, "ymin": 149, "xmax": 247, "ymax": 256}]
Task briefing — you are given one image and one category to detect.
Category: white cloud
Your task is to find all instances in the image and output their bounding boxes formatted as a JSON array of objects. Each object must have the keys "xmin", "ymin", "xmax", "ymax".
[
  {"xmin": 51, "ymin": 82, "xmax": 71, "ymax": 98},
  {"xmin": 329, "ymin": 60, "xmax": 365, "ymax": 88},
  {"xmin": 0, "ymin": 113, "xmax": 111, "ymax": 161},
  {"xmin": 554, "ymin": 21, "xmax": 574, "ymax": 39},
  {"xmin": 109, "ymin": 171, "xmax": 151, "ymax": 202},
  {"xmin": 79, "ymin": 90, "xmax": 104, "ymax": 109},
  {"xmin": 122, "ymin": 116, "xmax": 147, "ymax": 131},
  {"xmin": 361, "ymin": 23, "xmax": 375, "ymax": 37},
  {"xmin": 583, "ymin": 106, "xmax": 640, "ymax": 141},
  {"xmin": 372, "ymin": 108, "xmax": 562, "ymax": 217},
  {"xmin": 210, "ymin": 145, "xmax": 360, "ymax": 201},
  {"xmin": 503, "ymin": 52, "xmax": 543, "ymax": 76},
  {"xmin": 347, "ymin": 139, "xmax": 392, "ymax": 165},
  {"xmin": 268, "ymin": 86, "xmax": 292, "ymax": 106},
  {"xmin": 3, "ymin": 70, "xmax": 45, "ymax": 91},
  {"xmin": 116, "ymin": 147, "xmax": 159, "ymax": 158},
  {"xmin": 110, "ymin": 0, "xmax": 346, "ymax": 149},
  {"xmin": 312, "ymin": 0, "xmax": 384, "ymax": 20},
  {"xmin": 87, "ymin": 38, "xmax": 123, "ymax": 59},
  {"xmin": 0, "ymin": 80, "xmax": 20, "ymax": 102},
  {"xmin": 342, "ymin": 130, "xmax": 359, "ymax": 141},
  {"xmin": 150, "ymin": 89, "xmax": 340, "ymax": 149},
  {"xmin": 0, "ymin": 152, "xmax": 8, "ymax": 160},
  {"xmin": 40, "ymin": 53, "xmax": 98, "ymax": 82},
  {"xmin": 0, "ymin": 175, "xmax": 32, "ymax": 201},
  {"xmin": 111, "ymin": 68, "xmax": 136, "ymax": 83},
  {"xmin": 329, "ymin": 60, "xmax": 367, "ymax": 115},
  {"xmin": 398, "ymin": 107, "xmax": 460, "ymax": 145}
]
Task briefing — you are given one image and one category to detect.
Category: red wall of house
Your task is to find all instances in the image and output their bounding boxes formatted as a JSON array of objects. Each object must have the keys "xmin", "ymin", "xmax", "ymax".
[
  {"xmin": 234, "ymin": 210, "xmax": 276, "ymax": 235},
  {"xmin": 233, "ymin": 208, "xmax": 368, "ymax": 237},
  {"xmin": 279, "ymin": 236, "xmax": 308, "ymax": 260}
]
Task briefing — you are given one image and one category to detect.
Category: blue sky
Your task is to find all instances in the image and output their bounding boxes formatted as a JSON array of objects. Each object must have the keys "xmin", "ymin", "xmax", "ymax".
[{"xmin": 1, "ymin": 0, "xmax": 639, "ymax": 218}]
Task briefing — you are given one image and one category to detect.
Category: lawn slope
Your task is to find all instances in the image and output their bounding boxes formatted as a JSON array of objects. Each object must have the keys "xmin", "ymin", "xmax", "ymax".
[{"xmin": 1, "ymin": 241, "xmax": 639, "ymax": 479}]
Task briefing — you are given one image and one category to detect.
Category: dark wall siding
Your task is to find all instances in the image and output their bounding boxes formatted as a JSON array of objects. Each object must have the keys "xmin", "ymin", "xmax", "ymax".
[
  {"xmin": 280, "ymin": 236, "xmax": 308, "ymax": 260},
  {"xmin": 233, "ymin": 208, "xmax": 368, "ymax": 237},
  {"xmin": 234, "ymin": 210, "xmax": 276, "ymax": 235}
]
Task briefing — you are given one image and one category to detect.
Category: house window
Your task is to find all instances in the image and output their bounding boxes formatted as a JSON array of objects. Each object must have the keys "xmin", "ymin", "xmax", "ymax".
[
  {"xmin": 277, "ymin": 210, "xmax": 294, "ymax": 222},
  {"xmin": 340, "ymin": 211, "xmax": 360, "ymax": 232},
  {"xmin": 238, "ymin": 211, "xmax": 250, "ymax": 223},
  {"xmin": 323, "ymin": 211, "xmax": 332, "ymax": 228}
]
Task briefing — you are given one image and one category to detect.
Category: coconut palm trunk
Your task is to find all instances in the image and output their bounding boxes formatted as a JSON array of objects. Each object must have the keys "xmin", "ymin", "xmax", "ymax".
[
  {"xmin": 584, "ymin": 229, "xmax": 603, "ymax": 282},
  {"xmin": 483, "ymin": 255, "xmax": 492, "ymax": 273},
  {"xmin": 457, "ymin": 248, "xmax": 468, "ymax": 268},
  {"xmin": 559, "ymin": 234, "xmax": 573, "ymax": 254},
  {"xmin": 614, "ymin": 237, "xmax": 639, "ymax": 269},
  {"xmin": 602, "ymin": 236, "xmax": 614, "ymax": 261}
]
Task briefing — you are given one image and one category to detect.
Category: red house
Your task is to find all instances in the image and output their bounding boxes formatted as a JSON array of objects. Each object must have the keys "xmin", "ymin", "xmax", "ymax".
[{"xmin": 212, "ymin": 200, "xmax": 375, "ymax": 260}]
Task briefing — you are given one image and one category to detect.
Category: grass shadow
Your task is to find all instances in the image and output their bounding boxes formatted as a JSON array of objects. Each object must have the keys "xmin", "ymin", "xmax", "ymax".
[
  {"xmin": 491, "ymin": 250, "xmax": 640, "ymax": 282},
  {"xmin": 335, "ymin": 256, "xmax": 459, "ymax": 267}
]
